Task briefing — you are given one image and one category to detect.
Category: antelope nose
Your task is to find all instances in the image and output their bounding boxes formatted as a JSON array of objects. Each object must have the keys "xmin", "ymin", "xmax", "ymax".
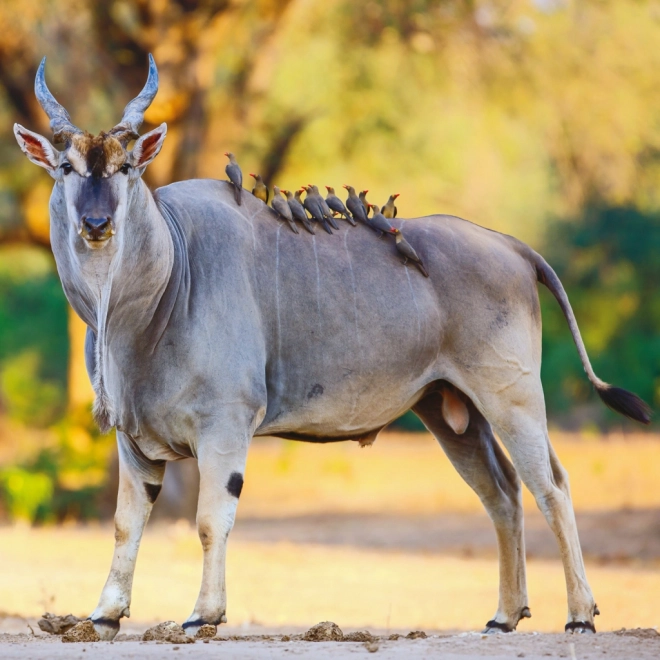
[{"xmin": 81, "ymin": 216, "xmax": 112, "ymax": 240}]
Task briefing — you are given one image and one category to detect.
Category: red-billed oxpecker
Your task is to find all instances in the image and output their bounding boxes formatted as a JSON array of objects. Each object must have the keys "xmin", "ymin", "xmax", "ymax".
[
  {"xmin": 325, "ymin": 186, "xmax": 356, "ymax": 226},
  {"xmin": 224, "ymin": 152, "xmax": 243, "ymax": 205},
  {"xmin": 343, "ymin": 185, "xmax": 369, "ymax": 225},
  {"xmin": 250, "ymin": 173, "xmax": 269, "ymax": 204},
  {"xmin": 283, "ymin": 189, "xmax": 315, "ymax": 235},
  {"xmin": 366, "ymin": 204, "xmax": 395, "ymax": 238},
  {"xmin": 391, "ymin": 227, "xmax": 429, "ymax": 277},
  {"xmin": 302, "ymin": 185, "xmax": 333, "ymax": 234},
  {"xmin": 359, "ymin": 189, "xmax": 371, "ymax": 216},
  {"xmin": 381, "ymin": 193, "xmax": 400, "ymax": 219},
  {"xmin": 271, "ymin": 186, "xmax": 299, "ymax": 234}
]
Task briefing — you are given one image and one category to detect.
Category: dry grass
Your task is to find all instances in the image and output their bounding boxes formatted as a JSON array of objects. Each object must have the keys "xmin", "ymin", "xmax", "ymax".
[
  {"xmin": 1, "ymin": 525, "xmax": 659, "ymax": 633},
  {"xmin": 239, "ymin": 431, "xmax": 660, "ymax": 517}
]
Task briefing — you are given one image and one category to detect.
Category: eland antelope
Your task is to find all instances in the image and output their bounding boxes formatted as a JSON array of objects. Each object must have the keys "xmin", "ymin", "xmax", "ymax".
[{"xmin": 14, "ymin": 55, "xmax": 650, "ymax": 639}]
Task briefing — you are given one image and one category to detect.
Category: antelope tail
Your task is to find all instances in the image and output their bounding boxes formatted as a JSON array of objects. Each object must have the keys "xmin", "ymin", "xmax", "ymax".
[{"xmin": 533, "ymin": 252, "xmax": 651, "ymax": 424}]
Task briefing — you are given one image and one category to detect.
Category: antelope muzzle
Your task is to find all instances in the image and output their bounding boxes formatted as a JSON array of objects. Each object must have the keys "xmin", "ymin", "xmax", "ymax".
[{"xmin": 80, "ymin": 215, "xmax": 115, "ymax": 242}]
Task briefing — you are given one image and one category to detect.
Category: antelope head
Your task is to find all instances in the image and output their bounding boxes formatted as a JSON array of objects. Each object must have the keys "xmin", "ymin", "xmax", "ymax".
[{"xmin": 13, "ymin": 55, "xmax": 167, "ymax": 249}]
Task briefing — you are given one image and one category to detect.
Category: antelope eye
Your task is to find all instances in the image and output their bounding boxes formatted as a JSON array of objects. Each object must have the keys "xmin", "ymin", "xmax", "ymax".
[
  {"xmin": 61, "ymin": 162, "xmax": 73, "ymax": 175},
  {"xmin": 119, "ymin": 163, "xmax": 131, "ymax": 175}
]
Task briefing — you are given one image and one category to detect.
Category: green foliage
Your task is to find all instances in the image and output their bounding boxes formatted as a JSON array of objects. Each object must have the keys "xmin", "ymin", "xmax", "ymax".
[
  {"xmin": 0, "ymin": 248, "xmax": 68, "ymax": 421},
  {"xmin": 0, "ymin": 406, "xmax": 115, "ymax": 523},
  {"xmin": 1, "ymin": 351, "xmax": 64, "ymax": 427},
  {"xmin": 0, "ymin": 466, "xmax": 53, "ymax": 522}
]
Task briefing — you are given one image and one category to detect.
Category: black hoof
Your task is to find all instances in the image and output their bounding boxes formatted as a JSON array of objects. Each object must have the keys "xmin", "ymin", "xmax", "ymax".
[
  {"xmin": 483, "ymin": 619, "xmax": 515, "ymax": 634},
  {"xmin": 565, "ymin": 621, "xmax": 596, "ymax": 634}
]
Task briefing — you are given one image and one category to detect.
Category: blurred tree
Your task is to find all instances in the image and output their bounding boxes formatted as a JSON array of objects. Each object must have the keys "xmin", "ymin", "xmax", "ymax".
[{"xmin": 0, "ymin": 1, "xmax": 659, "ymax": 519}]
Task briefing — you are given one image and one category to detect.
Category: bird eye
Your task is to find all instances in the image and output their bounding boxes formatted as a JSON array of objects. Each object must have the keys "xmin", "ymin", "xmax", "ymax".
[
  {"xmin": 119, "ymin": 163, "xmax": 131, "ymax": 175},
  {"xmin": 61, "ymin": 162, "xmax": 73, "ymax": 175}
]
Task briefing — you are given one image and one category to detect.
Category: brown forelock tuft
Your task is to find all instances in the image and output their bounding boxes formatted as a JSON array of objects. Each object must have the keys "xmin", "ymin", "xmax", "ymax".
[{"xmin": 70, "ymin": 132, "xmax": 126, "ymax": 178}]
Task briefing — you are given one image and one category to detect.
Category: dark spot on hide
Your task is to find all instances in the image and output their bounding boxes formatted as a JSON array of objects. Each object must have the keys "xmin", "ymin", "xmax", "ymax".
[
  {"xmin": 307, "ymin": 383, "xmax": 324, "ymax": 399},
  {"xmin": 226, "ymin": 472, "xmax": 244, "ymax": 498},
  {"xmin": 144, "ymin": 482, "xmax": 162, "ymax": 504}
]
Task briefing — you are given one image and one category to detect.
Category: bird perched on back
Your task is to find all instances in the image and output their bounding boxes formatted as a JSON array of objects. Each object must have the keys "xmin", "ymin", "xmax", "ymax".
[
  {"xmin": 302, "ymin": 185, "xmax": 334, "ymax": 234},
  {"xmin": 250, "ymin": 173, "xmax": 269, "ymax": 203},
  {"xmin": 271, "ymin": 187, "xmax": 299, "ymax": 234},
  {"xmin": 366, "ymin": 204, "xmax": 395, "ymax": 238},
  {"xmin": 325, "ymin": 186, "xmax": 356, "ymax": 226},
  {"xmin": 283, "ymin": 189, "xmax": 315, "ymax": 234},
  {"xmin": 381, "ymin": 194, "xmax": 400, "ymax": 219},
  {"xmin": 343, "ymin": 185, "xmax": 369, "ymax": 225},
  {"xmin": 391, "ymin": 228, "xmax": 429, "ymax": 277},
  {"xmin": 224, "ymin": 152, "xmax": 243, "ymax": 205},
  {"xmin": 308, "ymin": 185, "xmax": 339, "ymax": 230},
  {"xmin": 359, "ymin": 190, "xmax": 371, "ymax": 216}
]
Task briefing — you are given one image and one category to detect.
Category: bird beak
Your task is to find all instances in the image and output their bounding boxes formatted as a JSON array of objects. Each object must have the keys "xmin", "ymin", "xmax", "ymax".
[
  {"xmin": 342, "ymin": 185, "xmax": 348, "ymax": 190},
  {"xmin": 250, "ymin": 173, "xmax": 256, "ymax": 178},
  {"xmin": 224, "ymin": 152, "xmax": 229, "ymax": 157},
  {"xmin": 394, "ymin": 194, "xmax": 400, "ymax": 199},
  {"xmin": 325, "ymin": 186, "xmax": 331, "ymax": 191}
]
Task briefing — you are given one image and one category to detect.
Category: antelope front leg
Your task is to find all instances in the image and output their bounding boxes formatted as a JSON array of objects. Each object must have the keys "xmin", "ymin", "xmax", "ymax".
[
  {"xmin": 89, "ymin": 432, "xmax": 165, "ymax": 640},
  {"xmin": 182, "ymin": 439, "xmax": 249, "ymax": 635}
]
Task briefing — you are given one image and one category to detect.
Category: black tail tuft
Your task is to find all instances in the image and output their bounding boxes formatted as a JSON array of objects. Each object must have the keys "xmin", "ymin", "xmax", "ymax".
[{"xmin": 595, "ymin": 384, "xmax": 652, "ymax": 424}]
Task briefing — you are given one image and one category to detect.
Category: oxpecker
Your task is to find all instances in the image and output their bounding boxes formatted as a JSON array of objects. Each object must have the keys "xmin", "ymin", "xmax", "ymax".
[
  {"xmin": 381, "ymin": 194, "xmax": 400, "ymax": 219},
  {"xmin": 343, "ymin": 185, "xmax": 368, "ymax": 225},
  {"xmin": 272, "ymin": 186, "xmax": 299, "ymax": 234},
  {"xmin": 250, "ymin": 173, "xmax": 269, "ymax": 204},
  {"xmin": 391, "ymin": 228, "xmax": 429, "ymax": 277},
  {"xmin": 224, "ymin": 152, "xmax": 243, "ymax": 205},
  {"xmin": 367, "ymin": 204, "xmax": 395, "ymax": 238},
  {"xmin": 284, "ymin": 189, "xmax": 315, "ymax": 234},
  {"xmin": 303, "ymin": 185, "xmax": 333, "ymax": 234},
  {"xmin": 325, "ymin": 186, "xmax": 356, "ymax": 226},
  {"xmin": 359, "ymin": 190, "xmax": 371, "ymax": 216}
]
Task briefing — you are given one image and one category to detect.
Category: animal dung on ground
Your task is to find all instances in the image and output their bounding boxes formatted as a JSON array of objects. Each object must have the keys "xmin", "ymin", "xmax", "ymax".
[
  {"xmin": 142, "ymin": 621, "xmax": 194, "ymax": 644},
  {"xmin": 406, "ymin": 630, "xmax": 428, "ymax": 639},
  {"xmin": 38, "ymin": 612, "xmax": 82, "ymax": 635},
  {"xmin": 302, "ymin": 621, "xmax": 344, "ymax": 641},
  {"xmin": 342, "ymin": 630, "xmax": 376, "ymax": 642},
  {"xmin": 61, "ymin": 620, "xmax": 101, "ymax": 643}
]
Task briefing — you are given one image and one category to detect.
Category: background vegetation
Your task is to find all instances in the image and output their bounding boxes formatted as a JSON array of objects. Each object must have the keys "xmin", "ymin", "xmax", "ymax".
[{"xmin": 0, "ymin": 0, "xmax": 659, "ymax": 522}]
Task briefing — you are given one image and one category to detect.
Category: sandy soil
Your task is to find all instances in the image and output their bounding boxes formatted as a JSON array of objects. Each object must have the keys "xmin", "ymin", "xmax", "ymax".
[{"xmin": 0, "ymin": 623, "xmax": 659, "ymax": 659}]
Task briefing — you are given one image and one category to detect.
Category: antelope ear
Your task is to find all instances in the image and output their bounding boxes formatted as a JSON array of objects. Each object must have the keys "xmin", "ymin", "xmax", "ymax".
[
  {"xmin": 131, "ymin": 123, "xmax": 167, "ymax": 169},
  {"xmin": 14, "ymin": 124, "xmax": 58, "ymax": 172}
]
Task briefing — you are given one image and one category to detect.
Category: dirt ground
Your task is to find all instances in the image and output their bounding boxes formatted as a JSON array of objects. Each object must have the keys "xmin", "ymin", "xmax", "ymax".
[{"xmin": 1, "ymin": 621, "xmax": 659, "ymax": 659}]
